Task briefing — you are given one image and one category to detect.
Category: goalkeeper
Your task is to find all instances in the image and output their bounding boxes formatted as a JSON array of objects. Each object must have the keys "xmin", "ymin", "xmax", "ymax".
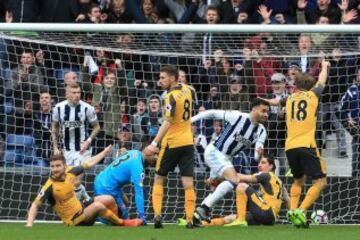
[
  {"xmin": 26, "ymin": 145, "xmax": 142, "ymax": 227},
  {"xmin": 93, "ymin": 149, "xmax": 157, "ymax": 225}
]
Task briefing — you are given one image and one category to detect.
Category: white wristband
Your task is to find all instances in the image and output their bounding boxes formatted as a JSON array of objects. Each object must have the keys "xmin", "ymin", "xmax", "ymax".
[
  {"xmin": 151, "ymin": 141, "xmax": 158, "ymax": 147},
  {"xmin": 86, "ymin": 137, "xmax": 92, "ymax": 144}
]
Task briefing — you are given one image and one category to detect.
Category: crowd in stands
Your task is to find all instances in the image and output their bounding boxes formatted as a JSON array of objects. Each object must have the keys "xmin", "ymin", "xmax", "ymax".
[
  {"xmin": 0, "ymin": 0, "xmax": 359, "ymax": 177},
  {"xmin": 1, "ymin": 0, "xmax": 360, "ymax": 25}
]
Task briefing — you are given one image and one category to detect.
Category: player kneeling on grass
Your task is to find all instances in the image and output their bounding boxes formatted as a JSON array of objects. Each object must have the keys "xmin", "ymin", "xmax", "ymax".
[
  {"xmin": 26, "ymin": 145, "xmax": 141, "ymax": 227},
  {"xmin": 93, "ymin": 149, "xmax": 157, "ymax": 225},
  {"xmin": 178, "ymin": 154, "xmax": 289, "ymax": 227}
]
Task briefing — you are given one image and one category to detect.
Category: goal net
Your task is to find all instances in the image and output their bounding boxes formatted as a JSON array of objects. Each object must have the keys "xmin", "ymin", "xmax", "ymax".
[{"xmin": 0, "ymin": 24, "xmax": 359, "ymax": 224}]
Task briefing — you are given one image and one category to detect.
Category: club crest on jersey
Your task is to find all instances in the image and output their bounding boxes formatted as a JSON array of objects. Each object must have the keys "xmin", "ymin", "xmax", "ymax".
[{"xmin": 166, "ymin": 104, "xmax": 172, "ymax": 112}]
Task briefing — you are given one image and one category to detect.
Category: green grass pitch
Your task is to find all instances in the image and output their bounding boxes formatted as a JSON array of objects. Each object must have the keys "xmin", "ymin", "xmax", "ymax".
[{"xmin": 1, "ymin": 223, "xmax": 360, "ymax": 240}]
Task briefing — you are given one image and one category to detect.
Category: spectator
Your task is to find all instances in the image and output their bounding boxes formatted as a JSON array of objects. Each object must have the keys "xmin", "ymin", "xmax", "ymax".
[
  {"xmin": 7, "ymin": 49, "xmax": 45, "ymax": 113},
  {"xmin": 305, "ymin": 0, "xmax": 341, "ymax": 24},
  {"xmin": 107, "ymin": 0, "xmax": 133, "ymax": 23},
  {"xmin": 120, "ymin": 98, "xmax": 130, "ymax": 125},
  {"xmin": 285, "ymin": 61, "xmax": 301, "ymax": 94},
  {"xmin": 287, "ymin": 34, "xmax": 320, "ymax": 77},
  {"xmin": 340, "ymin": 68, "xmax": 360, "ymax": 176},
  {"xmin": 91, "ymin": 71, "xmax": 122, "ymax": 142},
  {"xmin": 251, "ymin": 41, "xmax": 280, "ymax": 96},
  {"xmin": 34, "ymin": 91, "xmax": 53, "ymax": 162},
  {"xmin": 131, "ymin": 98, "xmax": 148, "ymax": 148},
  {"xmin": 221, "ymin": 75, "xmax": 250, "ymax": 111},
  {"xmin": 141, "ymin": 94, "xmax": 162, "ymax": 142},
  {"xmin": 4, "ymin": 0, "xmax": 40, "ymax": 22},
  {"xmin": 78, "ymin": 3, "xmax": 107, "ymax": 23},
  {"xmin": 108, "ymin": 123, "xmax": 142, "ymax": 163},
  {"xmin": 266, "ymin": 73, "xmax": 289, "ymax": 174},
  {"xmin": 57, "ymin": 71, "xmax": 92, "ymax": 102},
  {"xmin": 215, "ymin": 51, "xmax": 234, "ymax": 93},
  {"xmin": 6, "ymin": 100, "xmax": 43, "ymax": 150}
]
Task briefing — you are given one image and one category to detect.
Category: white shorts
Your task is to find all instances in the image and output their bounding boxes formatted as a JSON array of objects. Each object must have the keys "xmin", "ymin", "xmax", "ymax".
[
  {"xmin": 204, "ymin": 144, "xmax": 233, "ymax": 179},
  {"xmin": 63, "ymin": 149, "xmax": 92, "ymax": 166}
]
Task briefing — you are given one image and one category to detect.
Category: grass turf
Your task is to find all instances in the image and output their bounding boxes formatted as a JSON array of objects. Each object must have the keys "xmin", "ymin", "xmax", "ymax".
[{"xmin": 1, "ymin": 223, "xmax": 360, "ymax": 240}]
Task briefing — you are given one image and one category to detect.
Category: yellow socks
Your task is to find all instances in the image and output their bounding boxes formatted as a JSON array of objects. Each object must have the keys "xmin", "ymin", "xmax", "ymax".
[
  {"xmin": 236, "ymin": 190, "xmax": 247, "ymax": 222},
  {"xmin": 152, "ymin": 183, "xmax": 164, "ymax": 216},
  {"xmin": 202, "ymin": 217, "xmax": 226, "ymax": 226},
  {"xmin": 185, "ymin": 188, "xmax": 196, "ymax": 223},
  {"xmin": 290, "ymin": 183, "xmax": 302, "ymax": 210},
  {"xmin": 99, "ymin": 209, "xmax": 124, "ymax": 225},
  {"xmin": 300, "ymin": 184, "xmax": 322, "ymax": 211}
]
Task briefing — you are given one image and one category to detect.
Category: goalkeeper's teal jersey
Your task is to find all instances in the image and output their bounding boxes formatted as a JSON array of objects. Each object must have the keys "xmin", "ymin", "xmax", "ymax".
[{"xmin": 95, "ymin": 150, "xmax": 145, "ymax": 218}]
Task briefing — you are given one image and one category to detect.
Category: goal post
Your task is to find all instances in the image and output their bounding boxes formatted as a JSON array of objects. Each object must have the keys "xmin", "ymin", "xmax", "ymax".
[{"xmin": 0, "ymin": 24, "xmax": 359, "ymax": 224}]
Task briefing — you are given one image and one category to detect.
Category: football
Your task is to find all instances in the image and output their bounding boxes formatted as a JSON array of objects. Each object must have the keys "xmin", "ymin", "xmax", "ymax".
[{"xmin": 311, "ymin": 210, "xmax": 329, "ymax": 224}]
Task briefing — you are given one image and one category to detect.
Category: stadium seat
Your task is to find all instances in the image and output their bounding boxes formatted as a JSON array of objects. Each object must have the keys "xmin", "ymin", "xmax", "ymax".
[{"xmin": 4, "ymin": 134, "xmax": 43, "ymax": 167}]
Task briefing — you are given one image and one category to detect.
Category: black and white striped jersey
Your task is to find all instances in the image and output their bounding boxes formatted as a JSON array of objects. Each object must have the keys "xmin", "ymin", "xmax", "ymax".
[
  {"xmin": 52, "ymin": 100, "xmax": 98, "ymax": 151},
  {"xmin": 191, "ymin": 110, "xmax": 267, "ymax": 159}
]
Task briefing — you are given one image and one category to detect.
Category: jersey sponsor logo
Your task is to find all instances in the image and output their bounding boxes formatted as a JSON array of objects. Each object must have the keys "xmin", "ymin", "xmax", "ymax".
[
  {"xmin": 233, "ymin": 133, "xmax": 252, "ymax": 148},
  {"xmin": 63, "ymin": 121, "xmax": 82, "ymax": 128}
]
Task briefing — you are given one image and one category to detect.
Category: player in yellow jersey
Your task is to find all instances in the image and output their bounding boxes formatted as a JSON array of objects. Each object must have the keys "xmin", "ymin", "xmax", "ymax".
[
  {"xmin": 177, "ymin": 154, "xmax": 289, "ymax": 227},
  {"xmin": 26, "ymin": 145, "xmax": 142, "ymax": 227},
  {"xmin": 263, "ymin": 60, "xmax": 330, "ymax": 227},
  {"xmin": 144, "ymin": 65, "xmax": 196, "ymax": 229}
]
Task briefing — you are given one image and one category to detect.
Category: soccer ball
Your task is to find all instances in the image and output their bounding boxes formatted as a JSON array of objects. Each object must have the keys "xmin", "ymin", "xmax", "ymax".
[{"xmin": 311, "ymin": 210, "xmax": 329, "ymax": 224}]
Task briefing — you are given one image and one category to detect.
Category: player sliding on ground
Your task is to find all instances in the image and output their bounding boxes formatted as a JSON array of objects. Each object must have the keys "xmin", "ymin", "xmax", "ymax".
[
  {"xmin": 178, "ymin": 154, "xmax": 289, "ymax": 227},
  {"xmin": 191, "ymin": 98, "xmax": 269, "ymax": 225},
  {"xmin": 26, "ymin": 145, "xmax": 142, "ymax": 227},
  {"xmin": 93, "ymin": 149, "xmax": 157, "ymax": 225},
  {"xmin": 262, "ymin": 60, "xmax": 330, "ymax": 227}
]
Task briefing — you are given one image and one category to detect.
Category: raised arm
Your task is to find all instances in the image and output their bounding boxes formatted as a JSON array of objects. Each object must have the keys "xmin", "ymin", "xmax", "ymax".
[
  {"xmin": 83, "ymin": 145, "xmax": 112, "ymax": 169},
  {"xmin": 315, "ymin": 60, "xmax": 330, "ymax": 88}
]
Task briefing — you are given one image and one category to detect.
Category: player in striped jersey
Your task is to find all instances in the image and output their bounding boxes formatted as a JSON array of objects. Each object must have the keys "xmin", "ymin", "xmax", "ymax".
[
  {"xmin": 51, "ymin": 83, "xmax": 101, "ymax": 166},
  {"xmin": 178, "ymin": 154, "xmax": 290, "ymax": 227},
  {"xmin": 191, "ymin": 98, "xmax": 269, "ymax": 224}
]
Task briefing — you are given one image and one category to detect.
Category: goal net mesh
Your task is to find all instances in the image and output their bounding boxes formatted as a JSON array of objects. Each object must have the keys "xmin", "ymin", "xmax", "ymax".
[{"xmin": 0, "ymin": 30, "xmax": 359, "ymax": 224}]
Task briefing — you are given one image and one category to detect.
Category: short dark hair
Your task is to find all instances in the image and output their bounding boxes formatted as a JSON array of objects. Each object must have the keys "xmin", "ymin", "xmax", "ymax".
[
  {"xmin": 295, "ymin": 73, "xmax": 315, "ymax": 91},
  {"xmin": 206, "ymin": 5, "xmax": 219, "ymax": 15},
  {"xmin": 49, "ymin": 154, "xmax": 66, "ymax": 163},
  {"xmin": 88, "ymin": 3, "xmax": 100, "ymax": 14},
  {"xmin": 262, "ymin": 153, "xmax": 276, "ymax": 172},
  {"xmin": 137, "ymin": 98, "xmax": 147, "ymax": 104},
  {"xmin": 160, "ymin": 65, "xmax": 179, "ymax": 80},
  {"xmin": 22, "ymin": 49, "xmax": 33, "ymax": 55},
  {"xmin": 251, "ymin": 98, "xmax": 270, "ymax": 109}
]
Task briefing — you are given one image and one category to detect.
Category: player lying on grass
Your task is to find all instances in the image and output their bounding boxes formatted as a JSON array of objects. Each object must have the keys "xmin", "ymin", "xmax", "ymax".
[
  {"xmin": 26, "ymin": 145, "xmax": 142, "ymax": 227},
  {"xmin": 178, "ymin": 154, "xmax": 289, "ymax": 227},
  {"xmin": 94, "ymin": 149, "xmax": 157, "ymax": 225}
]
